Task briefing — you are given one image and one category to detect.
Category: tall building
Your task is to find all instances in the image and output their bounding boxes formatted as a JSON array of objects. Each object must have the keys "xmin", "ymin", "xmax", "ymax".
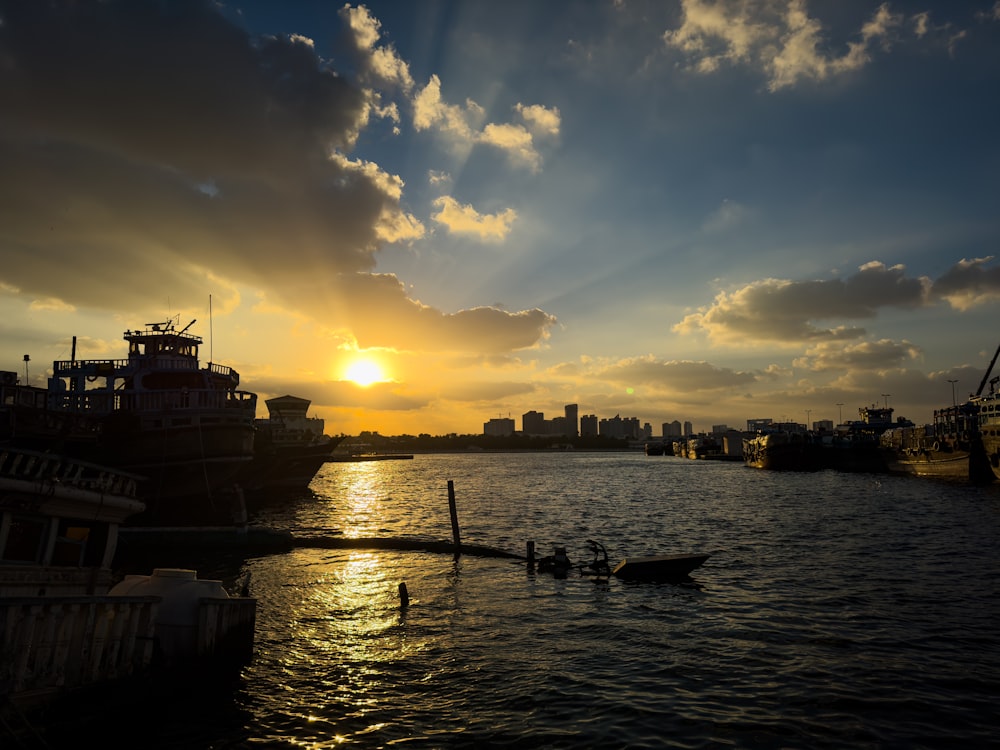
[
  {"xmin": 663, "ymin": 420, "xmax": 683, "ymax": 437},
  {"xmin": 564, "ymin": 403, "xmax": 579, "ymax": 437},
  {"xmin": 483, "ymin": 418, "xmax": 515, "ymax": 436},
  {"xmin": 522, "ymin": 410, "xmax": 546, "ymax": 435},
  {"xmin": 580, "ymin": 414, "xmax": 598, "ymax": 437},
  {"xmin": 599, "ymin": 415, "xmax": 641, "ymax": 439},
  {"xmin": 683, "ymin": 421, "xmax": 694, "ymax": 436}
]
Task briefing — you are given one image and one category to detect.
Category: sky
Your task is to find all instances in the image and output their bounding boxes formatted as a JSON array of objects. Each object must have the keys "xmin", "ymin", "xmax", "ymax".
[{"xmin": 2, "ymin": 0, "xmax": 1000, "ymax": 437}]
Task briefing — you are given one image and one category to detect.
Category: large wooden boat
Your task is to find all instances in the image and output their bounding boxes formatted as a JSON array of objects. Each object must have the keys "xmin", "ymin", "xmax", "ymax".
[
  {"xmin": 976, "ymin": 386, "xmax": 1000, "ymax": 480},
  {"xmin": 743, "ymin": 424, "xmax": 823, "ymax": 471},
  {"xmin": 1, "ymin": 319, "xmax": 258, "ymax": 522},
  {"xmin": 820, "ymin": 405, "xmax": 906, "ymax": 474},
  {"xmin": 879, "ymin": 405, "xmax": 991, "ymax": 483},
  {"xmin": 881, "ymin": 341, "xmax": 1000, "ymax": 485},
  {"xmin": 242, "ymin": 394, "xmax": 342, "ymax": 491}
]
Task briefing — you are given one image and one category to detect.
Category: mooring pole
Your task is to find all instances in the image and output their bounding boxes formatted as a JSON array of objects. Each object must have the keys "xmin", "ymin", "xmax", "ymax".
[
  {"xmin": 398, "ymin": 582, "xmax": 409, "ymax": 608},
  {"xmin": 527, "ymin": 540, "xmax": 535, "ymax": 569},
  {"xmin": 447, "ymin": 479, "xmax": 462, "ymax": 559}
]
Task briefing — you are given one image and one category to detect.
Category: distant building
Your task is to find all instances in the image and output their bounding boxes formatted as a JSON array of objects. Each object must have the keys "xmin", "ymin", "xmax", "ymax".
[
  {"xmin": 711, "ymin": 424, "xmax": 729, "ymax": 434},
  {"xmin": 522, "ymin": 410, "xmax": 546, "ymax": 435},
  {"xmin": 663, "ymin": 420, "xmax": 683, "ymax": 438},
  {"xmin": 564, "ymin": 404, "xmax": 579, "ymax": 437},
  {"xmin": 815, "ymin": 419, "xmax": 834, "ymax": 432},
  {"xmin": 550, "ymin": 416, "xmax": 570, "ymax": 436},
  {"xmin": 747, "ymin": 418, "xmax": 772, "ymax": 432},
  {"xmin": 483, "ymin": 418, "xmax": 515, "ymax": 436},
  {"xmin": 683, "ymin": 421, "xmax": 694, "ymax": 436},
  {"xmin": 599, "ymin": 415, "xmax": 641, "ymax": 439},
  {"xmin": 580, "ymin": 414, "xmax": 598, "ymax": 437}
]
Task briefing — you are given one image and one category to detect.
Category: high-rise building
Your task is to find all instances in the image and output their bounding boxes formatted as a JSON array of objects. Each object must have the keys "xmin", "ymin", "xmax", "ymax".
[
  {"xmin": 564, "ymin": 403, "xmax": 579, "ymax": 437},
  {"xmin": 483, "ymin": 418, "xmax": 515, "ymax": 436},
  {"xmin": 522, "ymin": 410, "xmax": 546, "ymax": 435},
  {"xmin": 663, "ymin": 420, "xmax": 683, "ymax": 437},
  {"xmin": 580, "ymin": 414, "xmax": 598, "ymax": 437}
]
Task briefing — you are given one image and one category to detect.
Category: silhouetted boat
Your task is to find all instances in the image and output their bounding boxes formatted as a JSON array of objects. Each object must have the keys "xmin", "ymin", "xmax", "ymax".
[
  {"xmin": 1, "ymin": 319, "xmax": 258, "ymax": 523},
  {"xmin": 611, "ymin": 553, "xmax": 710, "ymax": 581},
  {"xmin": 242, "ymin": 394, "xmax": 342, "ymax": 491}
]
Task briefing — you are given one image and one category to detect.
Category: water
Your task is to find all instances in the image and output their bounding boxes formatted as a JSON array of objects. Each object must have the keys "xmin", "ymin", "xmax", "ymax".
[{"xmin": 87, "ymin": 454, "xmax": 1000, "ymax": 747}]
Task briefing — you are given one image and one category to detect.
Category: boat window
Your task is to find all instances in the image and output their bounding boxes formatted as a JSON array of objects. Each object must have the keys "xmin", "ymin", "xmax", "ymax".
[
  {"xmin": 1, "ymin": 515, "xmax": 47, "ymax": 564},
  {"xmin": 51, "ymin": 523, "xmax": 90, "ymax": 566}
]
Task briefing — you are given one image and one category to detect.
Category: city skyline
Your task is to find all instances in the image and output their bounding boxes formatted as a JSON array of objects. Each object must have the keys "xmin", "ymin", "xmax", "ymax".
[{"xmin": 2, "ymin": 1, "xmax": 1000, "ymax": 437}]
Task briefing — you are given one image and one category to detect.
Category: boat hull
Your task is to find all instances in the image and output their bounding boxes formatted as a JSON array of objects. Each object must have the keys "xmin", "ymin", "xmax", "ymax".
[
  {"xmin": 611, "ymin": 554, "xmax": 710, "ymax": 581},
  {"xmin": 743, "ymin": 435, "xmax": 823, "ymax": 471}
]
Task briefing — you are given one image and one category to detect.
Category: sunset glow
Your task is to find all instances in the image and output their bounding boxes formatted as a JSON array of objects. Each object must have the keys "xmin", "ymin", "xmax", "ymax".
[{"xmin": 344, "ymin": 359, "xmax": 386, "ymax": 388}]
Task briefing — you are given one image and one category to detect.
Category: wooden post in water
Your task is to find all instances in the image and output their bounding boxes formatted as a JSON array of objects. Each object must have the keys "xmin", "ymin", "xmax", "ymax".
[
  {"xmin": 398, "ymin": 582, "xmax": 409, "ymax": 607},
  {"xmin": 447, "ymin": 480, "xmax": 462, "ymax": 559},
  {"xmin": 527, "ymin": 540, "xmax": 535, "ymax": 569}
]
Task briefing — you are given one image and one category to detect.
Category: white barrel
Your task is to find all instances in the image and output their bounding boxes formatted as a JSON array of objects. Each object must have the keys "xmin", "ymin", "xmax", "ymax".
[{"xmin": 110, "ymin": 568, "xmax": 228, "ymax": 661}]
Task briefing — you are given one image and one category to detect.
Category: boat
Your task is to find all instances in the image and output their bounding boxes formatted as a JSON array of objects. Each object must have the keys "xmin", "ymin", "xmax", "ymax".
[
  {"xmin": 611, "ymin": 553, "xmax": 710, "ymax": 581},
  {"xmin": 683, "ymin": 436, "xmax": 721, "ymax": 460},
  {"xmin": 0, "ymin": 445, "xmax": 257, "ymax": 715},
  {"xmin": 972, "ymin": 343, "xmax": 1000, "ymax": 482},
  {"xmin": 241, "ymin": 394, "xmax": 342, "ymax": 492},
  {"xmin": 976, "ymin": 384, "xmax": 1000, "ymax": 481},
  {"xmin": 880, "ymin": 404, "xmax": 990, "ymax": 483},
  {"xmin": 644, "ymin": 441, "xmax": 665, "ymax": 456},
  {"xmin": 536, "ymin": 540, "xmax": 710, "ymax": 582},
  {"xmin": 881, "ymin": 341, "xmax": 999, "ymax": 484},
  {"xmin": 820, "ymin": 405, "xmax": 904, "ymax": 474},
  {"xmin": 743, "ymin": 424, "xmax": 823, "ymax": 471},
  {"xmin": 1, "ymin": 318, "xmax": 258, "ymax": 523}
]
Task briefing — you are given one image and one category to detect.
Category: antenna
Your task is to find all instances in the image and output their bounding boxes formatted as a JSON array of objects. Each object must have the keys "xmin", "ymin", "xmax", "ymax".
[{"xmin": 209, "ymin": 294, "xmax": 213, "ymax": 363}]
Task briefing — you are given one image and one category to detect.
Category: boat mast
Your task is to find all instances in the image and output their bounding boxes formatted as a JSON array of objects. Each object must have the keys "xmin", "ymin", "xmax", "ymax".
[{"xmin": 976, "ymin": 340, "xmax": 1000, "ymax": 396}]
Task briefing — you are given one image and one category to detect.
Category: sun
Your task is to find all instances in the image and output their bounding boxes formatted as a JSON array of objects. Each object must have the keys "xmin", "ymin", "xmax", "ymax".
[{"xmin": 344, "ymin": 358, "xmax": 385, "ymax": 387}]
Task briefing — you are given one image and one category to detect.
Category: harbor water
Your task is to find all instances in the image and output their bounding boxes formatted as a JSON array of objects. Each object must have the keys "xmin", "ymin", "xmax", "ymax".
[{"xmin": 100, "ymin": 453, "xmax": 1000, "ymax": 747}]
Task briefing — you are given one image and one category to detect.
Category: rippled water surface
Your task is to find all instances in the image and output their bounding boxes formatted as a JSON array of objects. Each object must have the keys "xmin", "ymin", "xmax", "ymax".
[{"xmin": 113, "ymin": 453, "xmax": 1000, "ymax": 747}]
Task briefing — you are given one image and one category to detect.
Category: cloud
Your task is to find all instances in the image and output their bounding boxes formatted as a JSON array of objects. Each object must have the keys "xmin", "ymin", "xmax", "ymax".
[
  {"xmin": 929, "ymin": 256, "xmax": 1000, "ymax": 311},
  {"xmin": 516, "ymin": 104, "xmax": 562, "ymax": 137},
  {"xmin": 673, "ymin": 261, "xmax": 930, "ymax": 345},
  {"xmin": 594, "ymin": 356, "xmax": 759, "ymax": 392},
  {"xmin": 411, "ymin": 75, "xmax": 558, "ymax": 170},
  {"xmin": 0, "ymin": 0, "xmax": 408, "ymax": 314},
  {"xmin": 338, "ymin": 4, "xmax": 415, "ymax": 92},
  {"xmin": 323, "ymin": 273, "xmax": 556, "ymax": 353},
  {"xmin": 0, "ymin": 1, "xmax": 557, "ymax": 361},
  {"xmin": 412, "ymin": 74, "xmax": 485, "ymax": 140},
  {"xmin": 793, "ymin": 339, "xmax": 922, "ymax": 372},
  {"xmin": 431, "ymin": 196, "xmax": 518, "ymax": 241},
  {"xmin": 664, "ymin": 0, "xmax": 909, "ymax": 91}
]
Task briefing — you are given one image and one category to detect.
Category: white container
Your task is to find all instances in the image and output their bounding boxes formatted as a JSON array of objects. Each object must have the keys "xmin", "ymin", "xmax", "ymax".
[{"xmin": 110, "ymin": 568, "xmax": 228, "ymax": 661}]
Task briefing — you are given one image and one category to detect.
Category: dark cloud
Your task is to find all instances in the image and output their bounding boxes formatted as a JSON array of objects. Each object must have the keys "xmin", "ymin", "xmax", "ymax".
[
  {"xmin": 930, "ymin": 256, "xmax": 1000, "ymax": 310},
  {"xmin": 0, "ymin": 0, "xmax": 379, "ymax": 306},
  {"xmin": 0, "ymin": 0, "xmax": 554, "ymax": 355}
]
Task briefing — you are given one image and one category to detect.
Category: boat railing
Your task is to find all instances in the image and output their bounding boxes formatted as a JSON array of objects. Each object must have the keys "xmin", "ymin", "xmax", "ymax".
[
  {"xmin": 53, "ymin": 357, "xmax": 233, "ymax": 376},
  {"xmin": 0, "ymin": 595, "xmax": 159, "ymax": 701},
  {"xmin": 46, "ymin": 388, "xmax": 257, "ymax": 417},
  {"xmin": 0, "ymin": 447, "xmax": 142, "ymax": 497}
]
